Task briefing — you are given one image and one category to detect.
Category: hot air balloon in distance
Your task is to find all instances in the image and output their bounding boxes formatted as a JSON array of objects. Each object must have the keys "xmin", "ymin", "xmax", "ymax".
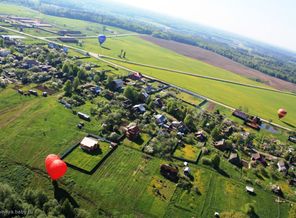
[
  {"xmin": 278, "ymin": 108, "xmax": 287, "ymax": 119},
  {"xmin": 45, "ymin": 155, "xmax": 67, "ymax": 180},
  {"xmin": 98, "ymin": 34, "xmax": 106, "ymax": 45}
]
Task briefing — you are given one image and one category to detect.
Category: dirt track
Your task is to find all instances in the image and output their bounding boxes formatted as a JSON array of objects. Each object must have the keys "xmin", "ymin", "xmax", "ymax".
[{"xmin": 141, "ymin": 35, "xmax": 296, "ymax": 92}]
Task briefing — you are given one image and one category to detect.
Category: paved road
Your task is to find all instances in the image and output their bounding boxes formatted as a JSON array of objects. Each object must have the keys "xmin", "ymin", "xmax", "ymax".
[{"xmin": 0, "ymin": 25, "xmax": 293, "ymax": 131}]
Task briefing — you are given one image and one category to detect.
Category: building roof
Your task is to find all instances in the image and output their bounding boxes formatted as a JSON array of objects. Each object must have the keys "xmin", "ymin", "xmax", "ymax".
[
  {"xmin": 246, "ymin": 186, "xmax": 254, "ymax": 193},
  {"xmin": 133, "ymin": 104, "xmax": 146, "ymax": 112},
  {"xmin": 251, "ymin": 153, "xmax": 261, "ymax": 160},
  {"xmin": 80, "ymin": 137, "xmax": 98, "ymax": 149}
]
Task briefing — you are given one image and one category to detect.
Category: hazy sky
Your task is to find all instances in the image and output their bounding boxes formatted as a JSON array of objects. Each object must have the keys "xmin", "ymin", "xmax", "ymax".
[{"xmin": 112, "ymin": 0, "xmax": 296, "ymax": 51}]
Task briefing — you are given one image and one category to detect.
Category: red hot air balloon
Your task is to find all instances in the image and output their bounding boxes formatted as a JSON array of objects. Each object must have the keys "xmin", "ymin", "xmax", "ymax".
[
  {"xmin": 47, "ymin": 159, "xmax": 68, "ymax": 180},
  {"xmin": 45, "ymin": 154, "xmax": 60, "ymax": 169},
  {"xmin": 278, "ymin": 108, "xmax": 287, "ymax": 119}
]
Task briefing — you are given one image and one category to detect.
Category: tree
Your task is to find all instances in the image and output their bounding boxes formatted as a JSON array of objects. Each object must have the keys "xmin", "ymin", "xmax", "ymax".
[
  {"xmin": 62, "ymin": 62, "xmax": 71, "ymax": 75},
  {"xmin": 124, "ymin": 86, "xmax": 139, "ymax": 103},
  {"xmin": 61, "ymin": 199, "xmax": 75, "ymax": 218},
  {"xmin": 0, "ymin": 38, "xmax": 4, "ymax": 48},
  {"xmin": 63, "ymin": 80, "xmax": 72, "ymax": 96},
  {"xmin": 184, "ymin": 114, "xmax": 195, "ymax": 131},
  {"xmin": 73, "ymin": 77, "xmax": 80, "ymax": 91},
  {"xmin": 77, "ymin": 68, "xmax": 86, "ymax": 80},
  {"xmin": 211, "ymin": 126, "xmax": 221, "ymax": 141},
  {"xmin": 211, "ymin": 154, "xmax": 220, "ymax": 169},
  {"xmin": 289, "ymin": 204, "xmax": 296, "ymax": 218}
]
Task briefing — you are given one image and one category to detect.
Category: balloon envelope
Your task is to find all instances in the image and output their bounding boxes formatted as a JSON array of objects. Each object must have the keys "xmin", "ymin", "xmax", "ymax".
[
  {"xmin": 45, "ymin": 154, "xmax": 60, "ymax": 170},
  {"xmin": 278, "ymin": 108, "xmax": 287, "ymax": 119},
  {"xmin": 47, "ymin": 159, "xmax": 67, "ymax": 180},
  {"xmin": 98, "ymin": 35, "xmax": 106, "ymax": 45}
]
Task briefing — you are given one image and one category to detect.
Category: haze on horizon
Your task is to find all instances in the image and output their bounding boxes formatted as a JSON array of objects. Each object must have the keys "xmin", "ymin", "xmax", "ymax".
[{"xmin": 112, "ymin": 0, "xmax": 296, "ymax": 52}]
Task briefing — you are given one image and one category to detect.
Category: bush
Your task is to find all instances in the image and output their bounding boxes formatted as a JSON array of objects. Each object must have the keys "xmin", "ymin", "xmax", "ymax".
[{"xmin": 201, "ymin": 157, "xmax": 212, "ymax": 166}]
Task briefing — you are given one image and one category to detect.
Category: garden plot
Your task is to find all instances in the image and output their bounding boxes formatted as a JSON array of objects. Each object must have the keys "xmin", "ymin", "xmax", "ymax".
[
  {"xmin": 63, "ymin": 140, "xmax": 112, "ymax": 172},
  {"xmin": 173, "ymin": 144, "xmax": 202, "ymax": 162}
]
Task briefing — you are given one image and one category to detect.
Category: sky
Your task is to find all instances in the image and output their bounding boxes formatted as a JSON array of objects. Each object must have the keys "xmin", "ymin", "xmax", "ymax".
[{"xmin": 112, "ymin": 0, "xmax": 296, "ymax": 51}]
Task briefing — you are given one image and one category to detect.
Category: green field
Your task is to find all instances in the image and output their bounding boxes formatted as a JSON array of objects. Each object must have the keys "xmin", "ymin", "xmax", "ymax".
[
  {"xmin": 63, "ymin": 140, "xmax": 111, "ymax": 172},
  {"xmin": 123, "ymin": 133, "xmax": 151, "ymax": 150},
  {"xmin": 174, "ymin": 90, "xmax": 204, "ymax": 105},
  {"xmin": 173, "ymin": 144, "xmax": 201, "ymax": 162}
]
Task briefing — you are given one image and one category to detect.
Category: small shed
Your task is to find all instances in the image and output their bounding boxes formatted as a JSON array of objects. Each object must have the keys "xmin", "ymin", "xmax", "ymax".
[
  {"xmin": 78, "ymin": 112, "xmax": 91, "ymax": 121},
  {"xmin": 246, "ymin": 186, "xmax": 254, "ymax": 194}
]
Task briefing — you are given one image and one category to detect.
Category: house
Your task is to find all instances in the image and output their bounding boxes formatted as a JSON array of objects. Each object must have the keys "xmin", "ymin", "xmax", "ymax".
[
  {"xmin": 129, "ymin": 72, "xmax": 142, "ymax": 80},
  {"xmin": 29, "ymin": 90, "xmax": 38, "ymax": 96},
  {"xmin": 58, "ymin": 37, "xmax": 79, "ymax": 43},
  {"xmin": 228, "ymin": 152, "xmax": 241, "ymax": 167},
  {"xmin": 123, "ymin": 99, "xmax": 132, "ymax": 109},
  {"xmin": 288, "ymin": 136, "xmax": 296, "ymax": 143},
  {"xmin": 214, "ymin": 139, "xmax": 228, "ymax": 151},
  {"xmin": 277, "ymin": 160, "xmax": 287, "ymax": 172},
  {"xmin": 241, "ymin": 159, "xmax": 249, "ymax": 168},
  {"xmin": 125, "ymin": 123, "xmax": 140, "ymax": 140},
  {"xmin": 251, "ymin": 153, "xmax": 261, "ymax": 161},
  {"xmin": 23, "ymin": 59, "xmax": 39, "ymax": 68},
  {"xmin": 78, "ymin": 112, "xmax": 91, "ymax": 121},
  {"xmin": 144, "ymin": 85, "xmax": 153, "ymax": 94},
  {"xmin": 160, "ymin": 164, "xmax": 179, "ymax": 182},
  {"xmin": 154, "ymin": 98, "xmax": 163, "ymax": 108},
  {"xmin": 80, "ymin": 137, "xmax": 98, "ymax": 152},
  {"xmin": 154, "ymin": 114, "xmax": 167, "ymax": 125},
  {"xmin": 139, "ymin": 91, "xmax": 149, "ymax": 102},
  {"xmin": 133, "ymin": 104, "xmax": 146, "ymax": 113},
  {"xmin": 111, "ymin": 79, "xmax": 124, "ymax": 90},
  {"xmin": 90, "ymin": 86, "xmax": 101, "ymax": 95},
  {"xmin": 0, "ymin": 49, "xmax": 10, "ymax": 57},
  {"xmin": 251, "ymin": 152, "xmax": 267, "ymax": 166},
  {"xmin": 232, "ymin": 109, "xmax": 249, "ymax": 121},
  {"xmin": 195, "ymin": 131, "xmax": 207, "ymax": 142}
]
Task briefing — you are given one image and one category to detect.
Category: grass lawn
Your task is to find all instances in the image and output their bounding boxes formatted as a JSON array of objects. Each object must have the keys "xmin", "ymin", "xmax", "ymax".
[
  {"xmin": 63, "ymin": 140, "xmax": 111, "ymax": 172},
  {"xmin": 67, "ymin": 146, "xmax": 175, "ymax": 217},
  {"xmin": 123, "ymin": 133, "xmax": 151, "ymax": 150},
  {"xmin": 174, "ymin": 90, "xmax": 204, "ymax": 105},
  {"xmin": 173, "ymin": 144, "xmax": 201, "ymax": 162},
  {"xmin": 0, "ymin": 88, "xmax": 85, "ymax": 169}
]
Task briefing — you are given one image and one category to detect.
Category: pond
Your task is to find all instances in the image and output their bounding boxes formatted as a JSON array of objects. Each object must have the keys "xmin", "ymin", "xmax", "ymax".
[{"xmin": 260, "ymin": 123, "xmax": 279, "ymax": 134}]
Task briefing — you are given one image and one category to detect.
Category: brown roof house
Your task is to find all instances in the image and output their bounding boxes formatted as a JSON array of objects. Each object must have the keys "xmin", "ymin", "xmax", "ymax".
[
  {"xmin": 228, "ymin": 152, "xmax": 241, "ymax": 167},
  {"xmin": 125, "ymin": 123, "xmax": 140, "ymax": 140},
  {"xmin": 214, "ymin": 139, "xmax": 228, "ymax": 151},
  {"xmin": 80, "ymin": 137, "xmax": 99, "ymax": 152}
]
